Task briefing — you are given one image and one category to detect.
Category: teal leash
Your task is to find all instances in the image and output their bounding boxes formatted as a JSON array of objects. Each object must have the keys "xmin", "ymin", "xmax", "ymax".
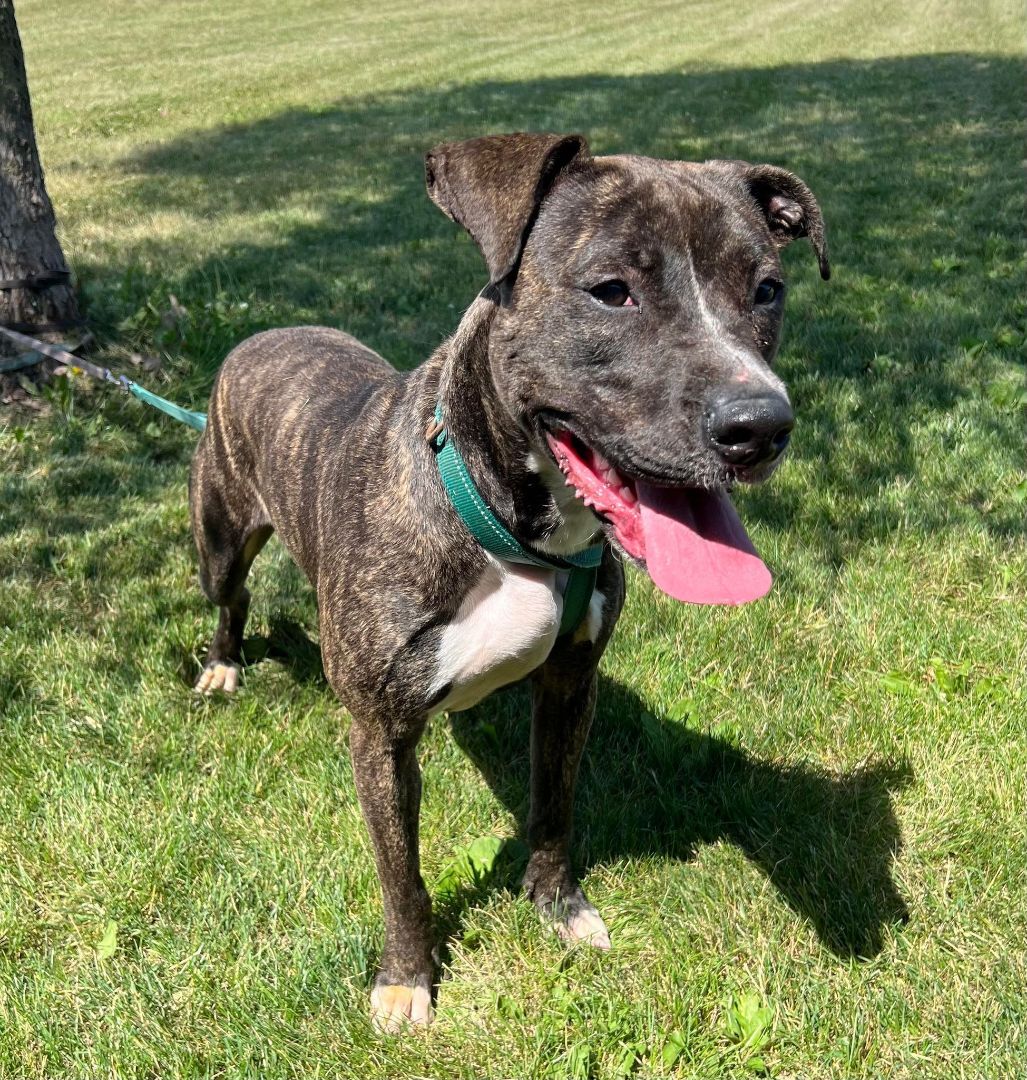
[
  {"xmin": 430, "ymin": 404, "xmax": 603, "ymax": 637},
  {"xmin": 124, "ymin": 379, "xmax": 206, "ymax": 431},
  {"xmin": 0, "ymin": 325, "xmax": 206, "ymax": 431}
]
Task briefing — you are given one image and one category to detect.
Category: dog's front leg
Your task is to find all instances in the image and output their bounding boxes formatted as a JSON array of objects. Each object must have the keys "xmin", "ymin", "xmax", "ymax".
[
  {"xmin": 524, "ymin": 653, "xmax": 612, "ymax": 950},
  {"xmin": 349, "ymin": 715, "xmax": 434, "ymax": 1032}
]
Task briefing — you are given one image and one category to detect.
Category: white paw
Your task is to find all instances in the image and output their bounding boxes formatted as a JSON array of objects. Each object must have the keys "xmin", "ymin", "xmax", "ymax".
[
  {"xmin": 552, "ymin": 903, "xmax": 611, "ymax": 950},
  {"xmin": 370, "ymin": 982, "xmax": 434, "ymax": 1034},
  {"xmin": 194, "ymin": 661, "xmax": 239, "ymax": 694}
]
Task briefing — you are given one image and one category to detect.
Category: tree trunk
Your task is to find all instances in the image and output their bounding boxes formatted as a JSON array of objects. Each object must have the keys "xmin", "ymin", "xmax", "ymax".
[{"xmin": 0, "ymin": 0, "xmax": 80, "ymax": 348}]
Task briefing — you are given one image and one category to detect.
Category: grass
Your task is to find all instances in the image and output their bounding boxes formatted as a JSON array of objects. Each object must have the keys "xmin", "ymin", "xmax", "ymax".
[{"xmin": 1, "ymin": 0, "xmax": 1025, "ymax": 1076}]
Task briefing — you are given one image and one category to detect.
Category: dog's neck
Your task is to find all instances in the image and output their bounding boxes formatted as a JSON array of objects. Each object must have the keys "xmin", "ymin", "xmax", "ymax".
[{"xmin": 435, "ymin": 293, "xmax": 600, "ymax": 557}]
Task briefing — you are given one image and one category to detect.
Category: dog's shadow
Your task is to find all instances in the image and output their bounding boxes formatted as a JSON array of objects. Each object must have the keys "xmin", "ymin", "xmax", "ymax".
[
  {"xmin": 256, "ymin": 619, "xmax": 910, "ymax": 961},
  {"xmin": 448, "ymin": 677, "xmax": 911, "ymax": 960}
]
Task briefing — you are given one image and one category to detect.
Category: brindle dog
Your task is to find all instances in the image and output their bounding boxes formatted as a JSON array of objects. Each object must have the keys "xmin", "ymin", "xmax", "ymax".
[{"xmin": 189, "ymin": 133, "xmax": 828, "ymax": 1031}]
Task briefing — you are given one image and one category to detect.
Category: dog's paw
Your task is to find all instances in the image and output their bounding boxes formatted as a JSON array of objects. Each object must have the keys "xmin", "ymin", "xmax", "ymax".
[
  {"xmin": 194, "ymin": 660, "xmax": 239, "ymax": 694},
  {"xmin": 544, "ymin": 895, "xmax": 612, "ymax": 950},
  {"xmin": 370, "ymin": 979, "xmax": 434, "ymax": 1034}
]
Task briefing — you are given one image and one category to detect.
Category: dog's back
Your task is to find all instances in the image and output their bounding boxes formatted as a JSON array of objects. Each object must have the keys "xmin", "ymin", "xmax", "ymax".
[{"xmin": 204, "ymin": 325, "xmax": 394, "ymax": 480}]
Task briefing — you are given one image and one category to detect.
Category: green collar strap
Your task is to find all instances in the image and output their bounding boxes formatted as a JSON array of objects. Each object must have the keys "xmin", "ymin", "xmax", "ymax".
[{"xmin": 430, "ymin": 404, "xmax": 603, "ymax": 637}]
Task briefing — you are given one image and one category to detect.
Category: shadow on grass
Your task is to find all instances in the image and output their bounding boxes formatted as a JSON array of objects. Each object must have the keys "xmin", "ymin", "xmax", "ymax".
[
  {"xmin": 14, "ymin": 55, "xmax": 1016, "ymax": 573},
  {"xmin": 0, "ymin": 394, "xmax": 193, "ymax": 554},
  {"xmin": 448, "ymin": 678, "xmax": 911, "ymax": 961},
  {"xmin": 249, "ymin": 619, "xmax": 910, "ymax": 962},
  {"xmin": 88, "ymin": 51, "xmax": 1024, "ymax": 561}
]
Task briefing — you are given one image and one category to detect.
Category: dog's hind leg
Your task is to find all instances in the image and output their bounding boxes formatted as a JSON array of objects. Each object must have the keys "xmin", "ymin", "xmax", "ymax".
[{"xmin": 189, "ymin": 436, "xmax": 272, "ymax": 694}]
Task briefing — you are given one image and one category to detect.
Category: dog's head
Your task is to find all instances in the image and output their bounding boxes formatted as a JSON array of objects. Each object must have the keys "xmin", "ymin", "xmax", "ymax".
[{"xmin": 426, "ymin": 133, "xmax": 829, "ymax": 604}]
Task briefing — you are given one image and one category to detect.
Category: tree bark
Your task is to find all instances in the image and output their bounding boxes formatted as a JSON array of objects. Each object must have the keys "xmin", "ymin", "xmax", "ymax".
[{"xmin": 0, "ymin": 0, "xmax": 80, "ymax": 347}]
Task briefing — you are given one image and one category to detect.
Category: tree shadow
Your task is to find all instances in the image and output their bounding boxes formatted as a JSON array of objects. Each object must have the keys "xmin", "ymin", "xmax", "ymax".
[
  {"xmin": 449, "ymin": 676, "xmax": 912, "ymax": 960},
  {"xmin": 91, "ymin": 51, "xmax": 1023, "ymax": 562},
  {"xmin": 10, "ymin": 56, "xmax": 1019, "ymax": 580},
  {"xmin": 0, "ymin": 390, "xmax": 193, "ymax": 553}
]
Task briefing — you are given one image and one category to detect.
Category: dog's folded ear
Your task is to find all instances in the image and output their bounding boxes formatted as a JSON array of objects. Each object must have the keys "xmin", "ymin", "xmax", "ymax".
[
  {"xmin": 707, "ymin": 160, "xmax": 830, "ymax": 280},
  {"xmin": 425, "ymin": 133, "xmax": 590, "ymax": 286}
]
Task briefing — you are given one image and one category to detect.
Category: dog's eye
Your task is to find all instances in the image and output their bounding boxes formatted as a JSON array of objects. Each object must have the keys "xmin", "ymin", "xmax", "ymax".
[
  {"xmin": 589, "ymin": 280, "xmax": 636, "ymax": 307},
  {"xmin": 754, "ymin": 279, "xmax": 782, "ymax": 306}
]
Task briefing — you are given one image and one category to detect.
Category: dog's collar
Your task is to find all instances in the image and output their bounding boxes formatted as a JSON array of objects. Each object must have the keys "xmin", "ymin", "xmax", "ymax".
[{"xmin": 429, "ymin": 403, "xmax": 604, "ymax": 637}]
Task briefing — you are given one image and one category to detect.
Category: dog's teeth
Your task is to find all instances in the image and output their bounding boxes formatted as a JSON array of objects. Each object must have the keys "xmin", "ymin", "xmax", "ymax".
[
  {"xmin": 592, "ymin": 449, "xmax": 611, "ymax": 474},
  {"xmin": 621, "ymin": 484, "xmax": 638, "ymax": 506}
]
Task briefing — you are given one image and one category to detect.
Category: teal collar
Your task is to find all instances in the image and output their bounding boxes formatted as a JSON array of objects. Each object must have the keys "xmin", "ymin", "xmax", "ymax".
[{"xmin": 429, "ymin": 403, "xmax": 604, "ymax": 636}]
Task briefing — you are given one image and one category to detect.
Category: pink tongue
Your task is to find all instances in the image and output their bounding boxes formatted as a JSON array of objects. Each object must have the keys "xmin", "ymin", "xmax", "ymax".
[{"xmin": 635, "ymin": 481, "xmax": 772, "ymax": 605}]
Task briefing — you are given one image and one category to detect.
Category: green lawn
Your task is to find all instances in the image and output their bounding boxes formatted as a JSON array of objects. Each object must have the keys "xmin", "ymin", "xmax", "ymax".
[{"xmin": 2, "ymin": 1, "xmax": 1025, "ymax": 1076}]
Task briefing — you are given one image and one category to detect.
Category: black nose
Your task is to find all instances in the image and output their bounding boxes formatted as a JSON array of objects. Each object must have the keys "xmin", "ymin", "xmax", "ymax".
[{"xmin": 706, "ymin": 394, "xmax": 795, "ymax": 467}]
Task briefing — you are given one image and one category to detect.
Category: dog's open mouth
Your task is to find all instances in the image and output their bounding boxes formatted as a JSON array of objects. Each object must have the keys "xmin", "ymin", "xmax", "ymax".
[{"xmin": 546, "ymin": 429, "xmax": 772, "ymax": 605}]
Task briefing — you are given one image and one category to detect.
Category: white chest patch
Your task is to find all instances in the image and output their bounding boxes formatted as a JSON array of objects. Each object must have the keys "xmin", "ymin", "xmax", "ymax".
[{"xmin": 429, "ymin": 557, "xmax": 562, "ymax": 713}]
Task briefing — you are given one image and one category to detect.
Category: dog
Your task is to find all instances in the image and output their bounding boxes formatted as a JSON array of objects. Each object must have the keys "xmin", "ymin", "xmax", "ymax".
[{"xmin": 189, "ymin": 133, "xmax": 829, "ymax": 1032}]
